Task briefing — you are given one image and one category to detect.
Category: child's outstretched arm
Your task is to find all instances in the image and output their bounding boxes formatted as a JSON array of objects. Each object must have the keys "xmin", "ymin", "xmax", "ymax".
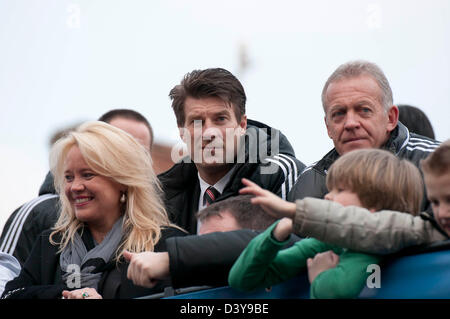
[
  {"xmin": 293, "ymin": 197, "xmax": 446, "ymax": 254},
  {"xmin": 239, "ymin": 178, "xmax": 296, "ymax": 219}
]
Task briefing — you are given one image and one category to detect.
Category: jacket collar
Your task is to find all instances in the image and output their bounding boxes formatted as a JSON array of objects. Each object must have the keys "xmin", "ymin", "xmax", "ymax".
[
  {"xmin": 39, "ymin": 171, "xmax": 57, "ymax": 195},
  {"xmin": 382, "ymin": 121, "xmax": 410, "ymax": 155},
  {"xmin": 316, "ymin": 122, "xmax": 410, "ymax": 173}
]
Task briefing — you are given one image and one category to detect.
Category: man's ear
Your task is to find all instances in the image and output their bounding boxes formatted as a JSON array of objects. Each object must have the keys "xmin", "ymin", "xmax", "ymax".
[
  {"xmin": 179, "ymin": 127, "xmax": 186, "ymax": 141},
  {"xmin": 324, "ymin": 115, "xmax": 333, "ymax": 139},
  {"xmin": 239, "ymin": 115, "xmax": 247, "ymax": 135},
  {"xmin": 386, "ymin": 105, "xmax": 399, "ymax": 132}
]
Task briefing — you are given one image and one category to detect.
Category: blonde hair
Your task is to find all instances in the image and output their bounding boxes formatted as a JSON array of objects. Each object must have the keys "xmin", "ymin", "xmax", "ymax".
[
  {"xmin": 49, "ymin": 121, "xmax": 182, "ymax": 259},
  {"xmin": 326, "ymin": 149, "xmax": 423, "ymax": 215},
  {"xmin": 421, "ymin": 139, "xmax": 450, "ymax": 177}
]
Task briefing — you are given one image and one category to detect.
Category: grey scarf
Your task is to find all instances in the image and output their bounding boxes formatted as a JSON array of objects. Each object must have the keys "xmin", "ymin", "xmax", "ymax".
[{"xmin": 60, "ymin": 216, "xmax": 124, "ymax": 290}]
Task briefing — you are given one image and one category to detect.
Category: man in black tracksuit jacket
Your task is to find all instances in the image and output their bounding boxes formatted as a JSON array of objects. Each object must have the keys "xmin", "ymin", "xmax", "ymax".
[
  {"xmin": 159, "ymin": 119, "xmax": 305, "ymax": 234},
  {"xmin": 161, "ymin": 68, "xmax": 304, "ymax": 234},
  {"xmin": 287, "ymin": 61, "xmax": 441, "ymax": 212}
]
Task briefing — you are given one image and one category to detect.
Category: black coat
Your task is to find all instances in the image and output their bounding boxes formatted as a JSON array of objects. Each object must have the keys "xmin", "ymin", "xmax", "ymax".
[{"xmin": 1, "ymin": 226, "xmax": 186, "ymax": 299}]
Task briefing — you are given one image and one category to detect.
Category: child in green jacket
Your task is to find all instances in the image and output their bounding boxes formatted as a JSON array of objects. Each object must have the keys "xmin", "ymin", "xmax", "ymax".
[{"xmin": 228, "ymin": 148, "xmax": 424, "ymax": 298}]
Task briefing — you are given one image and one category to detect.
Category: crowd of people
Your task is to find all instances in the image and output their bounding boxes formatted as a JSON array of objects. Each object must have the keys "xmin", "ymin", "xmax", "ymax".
[{"xmin": 0, "ymin": 60, "xmax": 448, "ymax": 299}]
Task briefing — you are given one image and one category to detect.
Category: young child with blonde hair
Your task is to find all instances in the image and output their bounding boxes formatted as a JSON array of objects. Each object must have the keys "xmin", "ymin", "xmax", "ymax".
[{"xmin": 228, "ymin": 148, "xmax": 424, "ymax": 298}]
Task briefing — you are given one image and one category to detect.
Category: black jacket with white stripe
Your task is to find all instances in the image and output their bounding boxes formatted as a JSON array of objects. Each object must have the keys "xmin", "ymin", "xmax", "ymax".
[
  {"xmin": 0, "ymin": 172, "xmax": 59, "ymax": 266},
  {"xmin": 287, "ymin": 121, "xmax": 440, "ymax": 212},
  {"xmin": 159, "ymin": 119, "xmax": 305, "ymax": 234}
]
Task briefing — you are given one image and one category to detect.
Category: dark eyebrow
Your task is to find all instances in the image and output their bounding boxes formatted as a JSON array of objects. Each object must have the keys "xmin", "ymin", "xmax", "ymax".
[
  {"xmin": 213, "ymin": 110, "xmax": 231, "ymax": 117},
  {"xmin": 185, "ymin": 112, "xmax": 204, "ymax": 121}
]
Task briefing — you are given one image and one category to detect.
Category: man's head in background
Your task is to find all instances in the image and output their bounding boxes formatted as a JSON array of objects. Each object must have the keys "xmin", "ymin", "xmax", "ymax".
[
  {"xmin": 50, "ymin": 109, "xmax": 154, "ymax": 153},
  {"xmin": 197, "ymin": 194, "xmax": 278, "ymax": 235},
  {"xmin": 98, "ymin": 108, "xmax": 154, "ymax": 152},
  {"xmin": 398, "ymin": 104, "xmax": 435, "ymax": 139}
]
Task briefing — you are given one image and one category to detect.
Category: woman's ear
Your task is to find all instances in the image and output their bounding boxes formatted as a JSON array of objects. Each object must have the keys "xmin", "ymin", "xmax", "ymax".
[{"xmin": 120, "ymin": 186, "xmax": 128, "ymax": 195}]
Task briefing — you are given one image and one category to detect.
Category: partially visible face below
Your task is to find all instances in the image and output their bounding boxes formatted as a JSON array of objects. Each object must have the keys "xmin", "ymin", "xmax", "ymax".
[
  {"xmin": 198, "ymin": 210, "xmax": 241, "ymax": 235},
  {"xmin": 324, "ymin": 186, "xmax": 365, "ymax": 209},
  {"xmin": 181, "ymin": 96, "xmax": 247, "ymax": 169},
  {"xmin": 63, "ymin": 146, "xmax": 124, "ymax": 231},
  {"xmin": 324, "ymin": 75, "xmax": 398, "ymax": 155},
  {"xmin": 424, "ymin": 172, "xmax": 450, "ymax": 236},
  {"xmin": 108, "ymin": 117, "xmax": 152, "ymax": 153}
]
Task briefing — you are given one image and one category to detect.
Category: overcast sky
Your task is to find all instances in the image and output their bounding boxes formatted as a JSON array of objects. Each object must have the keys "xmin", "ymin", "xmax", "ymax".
[{"xmin": 1, "ymin": 0, "xmax": 449, "ymax": 229}]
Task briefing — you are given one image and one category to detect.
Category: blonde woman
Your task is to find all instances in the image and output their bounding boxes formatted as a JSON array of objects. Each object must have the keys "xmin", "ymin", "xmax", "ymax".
[{"xmin": 2, "ymin": 121, "xmax": 186, "ymax": 299}]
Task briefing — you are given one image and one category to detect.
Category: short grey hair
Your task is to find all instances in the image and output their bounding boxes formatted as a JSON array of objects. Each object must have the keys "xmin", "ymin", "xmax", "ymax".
[{"xmin": 321, "ymin": 60, "xmax": 393, "ymax": 113}]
